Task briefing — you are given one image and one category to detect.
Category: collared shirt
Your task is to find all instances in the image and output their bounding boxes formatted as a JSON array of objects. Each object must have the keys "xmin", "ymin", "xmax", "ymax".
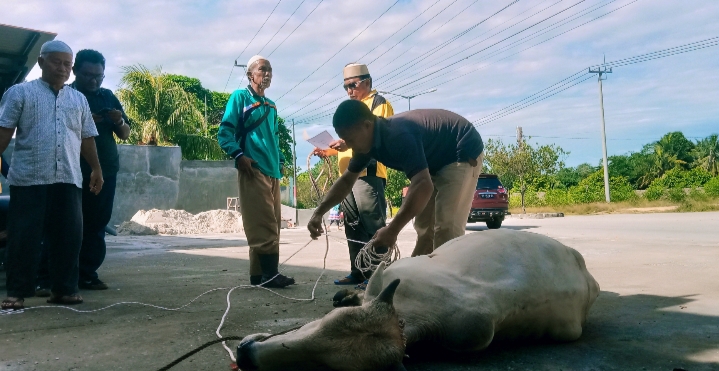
[
  {"xmin": 218, "ymin": 86, "xmax": 284, "ymax": 179},
  {"xmin": 348, "ymin": 109, "xmax": 484, "ymax": 179},
  {"xmin": 70, "ymin": 82, "xmax": 129, "ymax": 176},
  {"xmin": 0, "ymin": 79, "xmax": 98, "ymax": 188},
  {"xmin": 337, "ymin": 90, "xmax": 394, "ymax": 178}
]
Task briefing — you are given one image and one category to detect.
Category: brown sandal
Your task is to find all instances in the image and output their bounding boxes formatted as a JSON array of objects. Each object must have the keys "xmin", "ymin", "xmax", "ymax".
[
  {"xmin": 1, "ymin": 297, "xmax": 25, "ymax": 310},
  {"xmin": 47, "ymin": 293, "xmax": 83, "ymax": 305}
]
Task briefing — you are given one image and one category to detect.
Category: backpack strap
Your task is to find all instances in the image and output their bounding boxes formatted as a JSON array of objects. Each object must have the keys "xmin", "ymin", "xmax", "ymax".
[{"xmin": 371, "ymin": 94, "xmax": 387, "ymax": 113}]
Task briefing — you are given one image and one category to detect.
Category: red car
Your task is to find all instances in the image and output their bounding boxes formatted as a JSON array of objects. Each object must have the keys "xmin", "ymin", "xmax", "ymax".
[{"xmin": 467, "ymin": 174, "xmax": 510, "ymax": 229}]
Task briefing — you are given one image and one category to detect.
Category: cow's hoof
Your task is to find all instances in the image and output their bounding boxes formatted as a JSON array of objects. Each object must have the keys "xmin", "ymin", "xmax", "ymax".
[{"xmin": 332, "ymin": 289, "xmax": 362, "ymax": 307}]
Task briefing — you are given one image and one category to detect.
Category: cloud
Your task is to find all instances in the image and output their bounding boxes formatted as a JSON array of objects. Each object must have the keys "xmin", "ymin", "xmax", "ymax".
[{"xmin": 2, "ymin": 0, "xmax": 718, "ymax": 167}]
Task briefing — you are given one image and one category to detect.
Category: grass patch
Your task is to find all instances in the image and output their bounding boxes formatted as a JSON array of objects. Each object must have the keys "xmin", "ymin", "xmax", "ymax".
[{"xmin": 510, "ymin": 197, "xmax": 719, "ymax": 215}]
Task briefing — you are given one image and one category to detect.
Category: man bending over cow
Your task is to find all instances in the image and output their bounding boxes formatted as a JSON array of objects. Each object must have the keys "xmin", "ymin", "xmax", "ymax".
[{"xmin": 308, "ymin": 100, "xmax": 484, "ymax": 256}]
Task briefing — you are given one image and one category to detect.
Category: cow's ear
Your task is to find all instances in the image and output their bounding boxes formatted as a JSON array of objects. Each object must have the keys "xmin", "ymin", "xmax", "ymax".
[
  {"xmin": 365, "ymin": 261, "xmax": 387, "ymax": 301},
  {"xmin": 375, "ymin": 279, "xmax": 401, "ymax": 306}
]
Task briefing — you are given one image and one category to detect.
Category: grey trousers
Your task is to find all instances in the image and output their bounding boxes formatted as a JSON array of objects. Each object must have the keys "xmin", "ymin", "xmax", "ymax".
[{"xmin": 341, "ymin": 176, "xmax": 387, "ymax": 281}]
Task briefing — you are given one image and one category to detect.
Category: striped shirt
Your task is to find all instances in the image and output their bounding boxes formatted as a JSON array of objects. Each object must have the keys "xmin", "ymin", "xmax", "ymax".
[{"xmin": 0, "ymin": 79, "xmax": 98, "ymax": 188}]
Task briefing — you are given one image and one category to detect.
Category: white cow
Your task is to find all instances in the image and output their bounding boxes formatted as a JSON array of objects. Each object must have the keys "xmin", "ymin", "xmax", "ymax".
[{"xmin": 236, "ymin": 229, "xmax": 600, "ymax": 371}]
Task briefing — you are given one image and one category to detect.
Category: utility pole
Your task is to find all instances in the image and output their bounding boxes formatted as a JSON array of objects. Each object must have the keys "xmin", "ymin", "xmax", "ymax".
[
  {"xmin": 292, "ymin": 119, "xmax": 298, "ymax": 227},
  {"xmin": 589, "ymin": 58, "xmax": 612, "ymax": 203},
  {"xmin": 516, "ymin": 126, "xmax": 523, "ymax": 147}
]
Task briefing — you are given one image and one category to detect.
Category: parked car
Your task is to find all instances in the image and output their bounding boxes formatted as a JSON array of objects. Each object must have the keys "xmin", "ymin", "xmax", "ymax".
[{"xmin": 467, "ymin": 174, "xmax": 510, "ymax": 229}]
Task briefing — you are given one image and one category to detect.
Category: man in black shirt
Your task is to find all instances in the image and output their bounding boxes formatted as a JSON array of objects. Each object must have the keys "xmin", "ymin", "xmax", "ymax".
[
  {"xmin": 308, "ymin": 100, "xmax": 484, "ymax": 256},
  {"xmin": 70, "ymin": 49, "xmax": 130, "ymax": 290}
]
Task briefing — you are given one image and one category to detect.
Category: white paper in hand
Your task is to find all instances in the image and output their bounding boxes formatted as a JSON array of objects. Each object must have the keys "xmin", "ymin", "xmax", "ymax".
[{"xmin": 304, "ymin": 130, "xmax": 335, "ymax": 149}]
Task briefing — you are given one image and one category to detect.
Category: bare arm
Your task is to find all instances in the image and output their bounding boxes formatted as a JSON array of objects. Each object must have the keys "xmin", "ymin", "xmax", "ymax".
[
  {"xmin": 113, "ymin": 120, "xmax": 131, "ymax": 140},
  {"xmin": 308, "ymin": 170, "xmax": 361, "ymax": 239},
  {"xmin": 0, "ymin": 127, "xmax": 13, "ymax": 155},
  {"xmin": 80, "ymin": 137, "xmax": 104, "ymax": 195},
  {"xmin": 372, "ymin": 169, "xmax": 434, "ymax": 248}
]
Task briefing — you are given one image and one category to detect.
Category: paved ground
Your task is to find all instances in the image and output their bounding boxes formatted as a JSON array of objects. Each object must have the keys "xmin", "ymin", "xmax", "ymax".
[{"xmin": 1, "ymin": 212, "xmax": 718, "ymax": 371}]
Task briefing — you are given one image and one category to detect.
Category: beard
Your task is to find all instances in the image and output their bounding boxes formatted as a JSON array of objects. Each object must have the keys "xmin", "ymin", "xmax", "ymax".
[{"xmin": 259, "ymin": 77, "xmax": 271, "ymax": 90}]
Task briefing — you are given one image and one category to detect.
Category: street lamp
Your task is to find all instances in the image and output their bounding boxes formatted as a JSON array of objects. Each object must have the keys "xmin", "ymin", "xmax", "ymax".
[{"xmin": 378, "ymin": 88, "xmax": 437, "ymax": 111}]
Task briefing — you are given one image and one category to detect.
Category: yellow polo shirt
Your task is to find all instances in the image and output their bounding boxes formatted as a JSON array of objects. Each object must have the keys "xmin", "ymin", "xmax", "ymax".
[{"xmin": 337, "ymin": 90, "xmax": 394, "ymax": 178}]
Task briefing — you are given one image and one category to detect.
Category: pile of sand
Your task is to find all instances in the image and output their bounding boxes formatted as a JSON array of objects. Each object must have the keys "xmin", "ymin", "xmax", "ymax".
[{"xmin": 117, "ymin": 209, "xmax": 243, "ymax": 235}]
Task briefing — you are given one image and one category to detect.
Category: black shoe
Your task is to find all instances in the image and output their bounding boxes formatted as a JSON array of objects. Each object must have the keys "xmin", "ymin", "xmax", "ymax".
[
  {"xmin": 260, "ymin": 274, "xmax": 296, "ymax": 288},
  {"xmin": 79, "ymin": 278, "xmax": 109, "ymax": 290},
  {"xmin": 250, "ymin": 275, "xmax": 262, "ymax": 285}
]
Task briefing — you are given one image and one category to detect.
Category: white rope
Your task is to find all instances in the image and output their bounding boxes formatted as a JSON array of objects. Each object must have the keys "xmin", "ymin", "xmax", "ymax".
[{"xmin": 328, "ymin": 235, "xmax": 401, "ymax": 275}]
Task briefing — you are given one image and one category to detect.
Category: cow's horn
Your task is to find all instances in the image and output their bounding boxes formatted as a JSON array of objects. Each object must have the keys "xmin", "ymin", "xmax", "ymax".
[{"xmin": 376, "ymin": 279, "xmax": 401, "ymax": 305}]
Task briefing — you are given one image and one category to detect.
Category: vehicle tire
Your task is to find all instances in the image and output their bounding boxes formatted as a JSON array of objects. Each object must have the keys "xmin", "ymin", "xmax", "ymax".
[{"xmin": 486, "ymin": 218, "xmax": 502, "ymax": 229}]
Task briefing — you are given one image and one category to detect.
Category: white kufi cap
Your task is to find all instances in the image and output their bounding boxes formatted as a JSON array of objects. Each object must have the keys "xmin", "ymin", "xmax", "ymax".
[
  {"xmin": 40, "ymin": 40, "xmax": 73, "ymax": 55},
  {"xmin": 247, "ymin": 55, "xmax": 267, "ymax": 68}
]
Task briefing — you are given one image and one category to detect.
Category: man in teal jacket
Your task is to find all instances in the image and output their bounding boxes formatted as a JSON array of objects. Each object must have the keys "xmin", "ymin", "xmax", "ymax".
[{"xmin": 218, "ymin": 55, "xmax": 294, "ymax": 288}]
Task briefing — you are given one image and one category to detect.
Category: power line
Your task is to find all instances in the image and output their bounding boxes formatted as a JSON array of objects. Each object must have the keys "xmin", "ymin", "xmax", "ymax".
[
  {"xmin": 267, "ymin": 0, "xmax": 325, "ymax": 57},
  {"xmin": 287, "ymin": 0, "xmax": 523, "ymax": 120},
  {"xmin": 403, "ymin": 0, "xmax": 640, "ymax": 94},
  {"xmin": 378, "ymin": 0, "xmax": 558, "ymax": 87},
  {"xmin": 431, "ymin": 0, "xmax": 480, "ymax": 34},
  {"xmin": 257, "ymin": 0, "xmax": 308, "ymax": 55},
  {"xmin": 275, "ymin": 0, "xmax": 402, "ymax": 101},
  {"xmin": 222, "ymin": 0, "xmax": 283, "ymax": 92},
  {"xmin": 388, "ymin": 0, "xmax": 592, "ymax": 92},
  {"xmin": 280, "ymin": 0, "xmax": 446, "ymax": 117},
  {"xmin": 472, "ymin": 36, "xmax": 719, "ymax": 127}
]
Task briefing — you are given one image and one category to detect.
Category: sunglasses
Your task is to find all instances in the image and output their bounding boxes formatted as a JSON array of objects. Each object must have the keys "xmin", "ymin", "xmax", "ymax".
[{"xmin": 343, "ymin": 77, "xmax": 369, "ymax": 91}]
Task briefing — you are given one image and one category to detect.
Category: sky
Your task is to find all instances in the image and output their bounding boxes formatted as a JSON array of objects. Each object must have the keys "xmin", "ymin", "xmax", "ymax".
[{"xmin": 2, "ymin": 0, "xmax": 718, "ymax": 169}]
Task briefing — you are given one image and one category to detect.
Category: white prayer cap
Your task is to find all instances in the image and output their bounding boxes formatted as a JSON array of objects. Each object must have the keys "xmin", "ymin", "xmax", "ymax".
[
  {"xmin": 247, "ymin": 55, "xmax": 268, "ymax": 68},
  {"xmin": 343, "ymin": 63, "xmax": 369, "ymax": 79},
  {"xmin": 40, "ymin": 40, "xmax": 73, "ymax": 55}
]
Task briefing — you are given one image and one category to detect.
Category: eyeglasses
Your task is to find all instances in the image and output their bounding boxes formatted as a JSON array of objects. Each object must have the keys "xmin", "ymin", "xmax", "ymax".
[
  {"xmin": 79, "ymin": 72, "xmax": 105, "ymax": 81},
  {"xmin": 343, "ymin": 77, "xmax": 369, "ymax": 91}
]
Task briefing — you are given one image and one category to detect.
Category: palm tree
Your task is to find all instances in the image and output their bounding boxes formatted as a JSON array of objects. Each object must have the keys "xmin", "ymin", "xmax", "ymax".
[
  {"xmin": 692, "ymin": 134, "xmax": 719, "ymax": 176},
  {"xmin": 116, "ymin": 65, "xmax": 225, "ymax": 160}
]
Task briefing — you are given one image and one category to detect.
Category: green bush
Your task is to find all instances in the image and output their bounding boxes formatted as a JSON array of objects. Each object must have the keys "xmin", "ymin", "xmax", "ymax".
[
  {"xmin": 667, "ymin": 188, "xmax": 686, "ymax": 203},
  {"xmin": 644, "ymin": 183, "xmax": 665, "ymax": 201},
  {"xmin": 651, "ymin": 168, "xmax": 713, "ymax": 189},
  {"xmin": 568, "ymin": 170, "xmax": 636, "ymax": 203},
  {"xmin": 705, "ymin": 177, "xmax": 719, "ymax": 198},
  {"xmin": 544, "ymin": 188, "xmax": 573, "ymax": 206},
  {"xmin": 688, "ymin": 187, "xmax": 710, "ymax": 202}
]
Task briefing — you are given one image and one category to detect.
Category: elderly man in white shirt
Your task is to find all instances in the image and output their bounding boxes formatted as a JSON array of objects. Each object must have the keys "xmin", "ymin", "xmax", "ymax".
[{"xmin": 0, "ymin": 40, "xmax": 103, "ymax": 310}]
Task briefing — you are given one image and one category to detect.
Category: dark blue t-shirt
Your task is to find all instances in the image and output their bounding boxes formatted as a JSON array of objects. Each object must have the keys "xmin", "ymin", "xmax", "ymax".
[{"xmin": 347, "ymin": 109, "xmax": 483, "ymax": 179}]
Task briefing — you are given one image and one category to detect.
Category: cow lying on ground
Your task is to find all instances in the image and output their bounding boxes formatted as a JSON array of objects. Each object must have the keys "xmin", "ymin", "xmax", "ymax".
[{"xmin": 236, "ymin": 229, "xmax": 600, "ymax": 371}]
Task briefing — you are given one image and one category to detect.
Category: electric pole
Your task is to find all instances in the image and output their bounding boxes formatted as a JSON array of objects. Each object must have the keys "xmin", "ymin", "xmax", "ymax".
[
  {"xmin": 516, "ymin": 126, "xmax": 523, "ymax": 147},
  {"xmin": 589, "ymin": 59, "xmax": 612, "ymax": 203},
  {"xmin": 292, "ymin": 119, "xmax": 298, "ymax": 227},
  {"xmin": 378, "ymin": 88, "xmax": 437, "ymax": 111}
]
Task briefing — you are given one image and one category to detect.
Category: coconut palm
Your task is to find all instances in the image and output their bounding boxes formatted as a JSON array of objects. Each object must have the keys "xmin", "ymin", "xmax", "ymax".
[
  {"xmin": 116, "ymin": 65, "xmax": 225, "ymax": 160},
  {"xmin": 692, "ymin": 134, "xmax": 719, "ymax": 176}
]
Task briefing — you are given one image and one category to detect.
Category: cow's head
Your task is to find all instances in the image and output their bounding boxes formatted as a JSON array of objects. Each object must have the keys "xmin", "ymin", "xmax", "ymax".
[{"xmin": 236, "ymin": 279, "xmax": 406, "ymax": 371}]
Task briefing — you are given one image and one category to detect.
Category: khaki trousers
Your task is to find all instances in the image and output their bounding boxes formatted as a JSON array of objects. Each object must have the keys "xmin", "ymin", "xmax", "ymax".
[
  {"xmin": 238, "ymin": 167, "xmax": 282, "ymax": 276},
  {"xmin": 412, "ymin": 153, "xmax": 483, "ymax": 257}
]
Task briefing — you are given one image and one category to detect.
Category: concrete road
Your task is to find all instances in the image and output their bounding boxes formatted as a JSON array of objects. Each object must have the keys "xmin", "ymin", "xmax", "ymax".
[{"xmin": 1, "ymin": 212, "xmax": 718, "ymax": 370}]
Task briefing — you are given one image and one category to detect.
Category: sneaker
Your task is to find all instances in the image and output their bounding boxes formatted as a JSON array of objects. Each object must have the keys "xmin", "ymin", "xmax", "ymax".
[
  {"xmin": 355, "ymin": 280, "xmax": 369, "ymax": 291},
  {"xmin": 260, "ymin": 274, "xmax": 295, "ymax": 288},
  {"xmin": 334, "ymin": 275, "xmax": 362, "ymax": 285},
  {"xmin": 79, "ymin": 278, "xmax": 109, "ymax": 290},
  {"xmin": 35, "ymin": 286, "xmax": 51, "ymax": 297}
]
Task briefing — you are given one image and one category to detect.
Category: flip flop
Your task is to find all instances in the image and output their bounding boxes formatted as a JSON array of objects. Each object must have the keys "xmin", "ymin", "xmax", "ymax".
[
  {"xmin": 1, "ymin": 297, "xmax": 24, "ymax": 310},
  {"xmin": 334, "ymin": 275, "xmax": 362, "ymax": 285},
  {"xmin": 47, "ymin": 293, "xmax": 83, "ymax": 305}
]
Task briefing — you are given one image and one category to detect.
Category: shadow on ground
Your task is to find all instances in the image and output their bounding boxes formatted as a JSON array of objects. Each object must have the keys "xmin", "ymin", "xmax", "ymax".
[{"xmin": 404, "ymin": 291, "xmax": 719, "ymax": 371}]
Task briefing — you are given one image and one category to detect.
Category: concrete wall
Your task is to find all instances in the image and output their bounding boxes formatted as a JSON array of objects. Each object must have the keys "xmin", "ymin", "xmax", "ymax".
[
  {"xmin": 112, "ymin": 145, "xmax": 182, "ymax": 225},
  {"xmin": 176, "ymin": 160, "xmax": 238, "ymax": 214}
]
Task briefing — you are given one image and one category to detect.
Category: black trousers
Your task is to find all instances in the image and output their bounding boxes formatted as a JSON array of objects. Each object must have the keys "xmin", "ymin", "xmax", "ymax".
[
  {"xmin": 38, "ymin": 175, "xmax": 117, "ymax": 285},
  {"xmin": 6, "ymin": 183, "xmax": 82, "ymax": 298},
  {"xmin": 341, "ymin": 176, "xmax": 387, "ymax": 281}
]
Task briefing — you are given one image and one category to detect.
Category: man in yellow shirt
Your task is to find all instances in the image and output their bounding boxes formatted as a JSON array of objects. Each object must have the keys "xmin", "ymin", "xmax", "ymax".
[{"xmin": 313, "ymin": 63, "xmax": 394, "ymax": 287}]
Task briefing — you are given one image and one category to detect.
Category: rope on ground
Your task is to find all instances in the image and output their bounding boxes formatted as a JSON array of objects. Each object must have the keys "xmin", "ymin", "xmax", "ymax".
[{"xmin": 157, "ymin": 336, "xmax": 244, "ymax": 371}]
